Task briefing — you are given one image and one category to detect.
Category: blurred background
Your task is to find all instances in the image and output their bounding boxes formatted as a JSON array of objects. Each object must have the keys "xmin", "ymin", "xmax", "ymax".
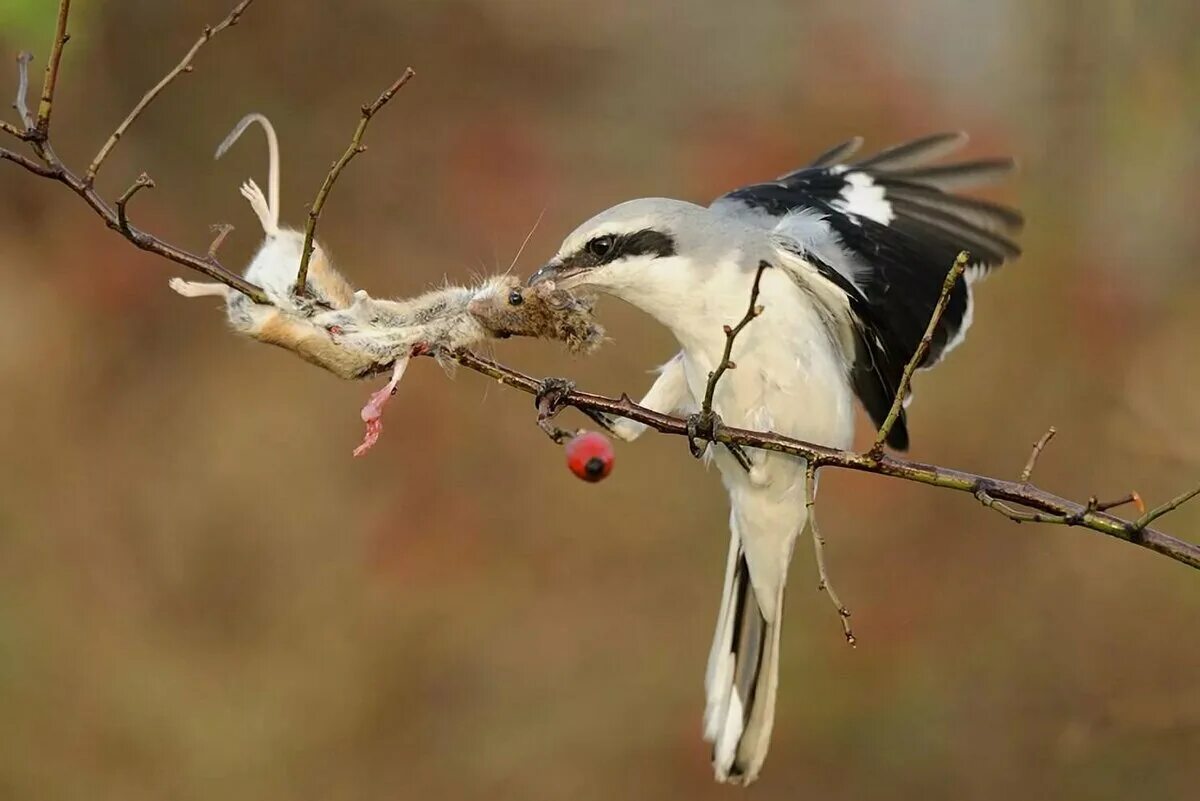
[{"xmin": 2, "ymin": 1, "xmax": 1199, "ymax": 799}]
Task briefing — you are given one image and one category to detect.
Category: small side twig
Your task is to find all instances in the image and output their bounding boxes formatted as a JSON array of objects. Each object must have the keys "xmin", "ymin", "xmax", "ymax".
[
  {"xmin": 115, "ymin": 173, "xmax": 155, "ymax": 232},
  {"xmin": 295, "ymin": 68, "xmax": 415, "ymax": 294},
  {"xmin": 806, "ymin": 462, "xmax": 855, "ymax": 646},
  {"xmin": 14, "ymin": 51, "xmax": 34, "ymax": 130},
  {"xmin": 1020, "ymin": 426, "xmax": 1057, "ymax": 482},
  {"xmin": 2, "ymin": 52, "xmax": 36, "ymax": 139},
  {"xmin": 1095, "ymin": 492, "xmax": 1144, "ymax": 514},
  {"xmin": 0, "ymin": 145, "xmax": 59, "ymax": 177},
  {"xmin": 206, "ymin": 223, "xmax": 235, "ymax": 261},
  {"xmin": 870, "ymin": 250, "xmax": 969, "ymax": 457},
  {"xmin": 700, "ymin": 260, "xmax": 769, "ymax": 417},
  {"xmin": 1133, "ymin": 483, "xmax": 1200, "ymax": 532},
  {"xmin": 976, "ymin": 488, "xmax": 1067, "ymax": 525},
  {"xmin": 85, "ymin": 0, "xmax": 257, "ymax": 185},
  {"xmin": 685, "ymin": 260, "xmax": 769, "ymax": 460},
  {"xmin": 33, "ymin": 0, "xmax": 71, "ymax": 138}
]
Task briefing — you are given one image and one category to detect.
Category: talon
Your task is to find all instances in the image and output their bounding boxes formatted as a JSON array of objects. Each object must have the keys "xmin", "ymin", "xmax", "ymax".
[
  {"xmin": 535, "ymin": 377, "xmax": 576, "ymax": 419},
  {"xmin": 535, "ymin": 377, "xmax": 577, "ymax": 444},
  {"xmin": 725, "ymin": 440, "xmax": 754, "ymax": 474},
  {"xmin": 686, "ymin": 409, "xmax": 720, "ymax": 459},
  {"xmin": 583, "ymin": 409, "xmax": 618, "ymax": 434}
]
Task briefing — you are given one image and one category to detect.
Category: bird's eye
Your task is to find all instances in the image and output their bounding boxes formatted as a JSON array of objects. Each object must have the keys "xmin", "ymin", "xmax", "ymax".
[
  {"xmin": 586, "ymin": 235, "xmax": 616, "ymax": 260},
  {"xmin": 507, "ymin": 289, "xmax": 524, "ymax": 306}
]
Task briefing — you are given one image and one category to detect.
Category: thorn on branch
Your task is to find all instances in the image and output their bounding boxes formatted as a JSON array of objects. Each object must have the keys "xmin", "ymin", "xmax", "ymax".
[
  {"xmin": 295, "ymin": 67, "xmax": 415, "ymax": 295},
  {"xmin": 115, "ymin": 173, "xmax": 155, "ymax": 232},
  {"xmin": 1091, "ymin": 492, "xmax": 1143, "ymax": 514},
  {"xmin": 870, "ymin": 250, "xmax": 970, "ymax": 457},
  {"xmin": 806, "ymin": 463, "xmax": 855, "ymax": 647},
  {"xmin": 85, "ymin": 0, "xmax": 259, "ymax": 185},
  {"xmin": 1131, "ymin": 482, "xmax": 1200, "ymax": 533},
  {"xmin": 1019, "ymin": 426, "xmax": 1057, "ymax": 482}
]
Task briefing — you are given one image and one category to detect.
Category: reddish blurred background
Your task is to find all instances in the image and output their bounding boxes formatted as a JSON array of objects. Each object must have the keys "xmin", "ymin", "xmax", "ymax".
[{"xmin": 1, "ymin": 1, "xmax": 1198, "ymax": 799}]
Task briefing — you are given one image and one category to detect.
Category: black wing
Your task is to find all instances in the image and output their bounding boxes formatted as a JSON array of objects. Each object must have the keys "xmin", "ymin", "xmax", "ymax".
[{"xmin": 714, "ymin": 134, "xmax": 1023, "ymax": 450}]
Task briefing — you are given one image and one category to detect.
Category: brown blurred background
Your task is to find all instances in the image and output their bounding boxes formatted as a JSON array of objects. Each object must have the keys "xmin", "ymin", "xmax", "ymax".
[{"xmin": 2, "ymin": 1, "xmax": 1199, "ymax": 799}]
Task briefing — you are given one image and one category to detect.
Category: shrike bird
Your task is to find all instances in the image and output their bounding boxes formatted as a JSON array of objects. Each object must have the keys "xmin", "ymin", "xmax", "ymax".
[{"xmin": 527, "ymin": 133, "xmax": 1022, "ymax": 784}]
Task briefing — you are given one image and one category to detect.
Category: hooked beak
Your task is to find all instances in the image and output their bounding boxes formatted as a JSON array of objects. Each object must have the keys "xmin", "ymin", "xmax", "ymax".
[{"xmin": 527, "ymin": 258, "xmax": 587, "ymax": 288}]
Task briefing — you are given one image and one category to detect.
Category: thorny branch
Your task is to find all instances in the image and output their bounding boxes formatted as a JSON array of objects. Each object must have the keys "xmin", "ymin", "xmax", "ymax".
[
  {"xmin": 450, "ymin": 349, "xmax": 1200, "ymax": 571},
  {"xmin": 295, "ymin": 68, "xmax": 416, "ymax": 294},
  {"xmin": 3, "ymin": 1, "xmax": 1199, "ymax": 579}
]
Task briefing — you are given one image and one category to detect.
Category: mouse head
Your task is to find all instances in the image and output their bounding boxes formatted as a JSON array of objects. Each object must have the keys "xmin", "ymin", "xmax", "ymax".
[{"xmin": 467, "ymin": 276, "xmax": 604, "ymax": 354}]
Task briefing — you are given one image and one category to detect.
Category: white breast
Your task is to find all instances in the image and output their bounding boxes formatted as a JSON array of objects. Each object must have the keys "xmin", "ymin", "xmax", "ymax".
[{"xmin": 672, "ymin": 262, "xmax": 857, "ymax": 456}]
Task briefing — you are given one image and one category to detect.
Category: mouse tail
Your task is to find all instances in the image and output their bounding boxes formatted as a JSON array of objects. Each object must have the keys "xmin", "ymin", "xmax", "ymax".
[{"xmin": 215, "ymin": 113, "xmax": 281, "ymax": 236}]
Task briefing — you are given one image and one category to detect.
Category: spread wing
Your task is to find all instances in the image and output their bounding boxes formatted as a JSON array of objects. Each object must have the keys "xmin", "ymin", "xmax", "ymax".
[{"xmin": 711, "ymin": 133, "xmax": 1023, "ymax": 450}]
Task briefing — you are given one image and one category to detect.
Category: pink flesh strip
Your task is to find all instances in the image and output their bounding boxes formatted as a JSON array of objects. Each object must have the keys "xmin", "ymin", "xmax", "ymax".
[{"xmin": 353, "ymin": 357, "xmax": 410, "ymax": 457}]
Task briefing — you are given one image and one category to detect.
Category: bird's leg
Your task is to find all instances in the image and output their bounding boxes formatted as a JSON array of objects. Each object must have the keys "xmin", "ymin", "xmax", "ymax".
[{"xmin": 534, "ymin": 377, "xmax": 580, "ymax": 444}]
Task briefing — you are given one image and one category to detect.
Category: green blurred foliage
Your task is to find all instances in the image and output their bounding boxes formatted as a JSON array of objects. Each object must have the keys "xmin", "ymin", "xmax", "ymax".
[
  {"xmin": 0, "ymin": 0, "xmax": 64, "ymax": 43},
  {"xmin": 1, "ymin": 1, "xmax": 1198, "ymax": 800}
]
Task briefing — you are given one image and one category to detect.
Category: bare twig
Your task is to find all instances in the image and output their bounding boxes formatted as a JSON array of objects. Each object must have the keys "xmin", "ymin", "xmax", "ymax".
[
  {"xmin": 1, "ymin": 51, "xmax": 34, "ymax": 138},
  {"xmin": 870, "ymin": 251, "xmax": 970, "ymax": 456},
  {"xmin": 976, "ymin": 488, "xmax": 1067, "ymax": 525},
  {"xmin": 1020, "ymin": 426, "xmax": 1057, "ymax": 482},
  {"xmin": 0, "ymin": 144, "xmax": 59, "ymax": 177},
  {"xmin": 1095, "ymin": 492, "xmax": 1144, "ymax": 514},
  {"xmin": 684, "ymin": 259, "xmax": 769, "ymax": 462},
  {"xmin": 2, "ymin": 114, "xmax": 266, "ymax": 302},
  {"xmin": 115, "ymin": 172, "xmax": 155, "ymax": 232},
  {"xmin": 1134, "ymin": 483, "xmax": 1200, "ymax": 532},
  {"xmin": 449, "ymin": 349, "xmax": 1200, "ymax": 572},
  {"xmin": 0, "ymin": 2, "xmax": 269, "ymax": 303},
  {"xmin": 700, "ymin": 260, "xmax": 769, "ymax": 418},
  {"xmin": 207, "ymin": 223, "xmax": 235, "ymax": 260},
  {"xmin": 85, "ymin": 0, "xmax": 257, "ymax": 185},
  {"xmin": 295, "ymin": 68, "xmax": 415, "ymax": 294},
  {"xmin": 806, "ymin": 463, "xmax": 855, "ymax": 646},
  {"xmin": 14, "ymin": 51, "xmax": 34, "ymax": 130},
  {"xmin": 34, "ymin": 0, "xmax": 71, "ymax": 138}
]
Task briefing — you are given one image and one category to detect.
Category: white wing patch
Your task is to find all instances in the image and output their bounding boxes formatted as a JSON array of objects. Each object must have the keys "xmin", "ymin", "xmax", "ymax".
[{"xmin": 831, "ymin": 172, "xmax": 894, "ymax": 225}]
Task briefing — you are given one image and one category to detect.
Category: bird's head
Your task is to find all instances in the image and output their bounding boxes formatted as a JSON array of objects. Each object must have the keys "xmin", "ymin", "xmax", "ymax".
[{"xmin": 527, "ymin": 198, "xmax": 718, "ymax": 301}]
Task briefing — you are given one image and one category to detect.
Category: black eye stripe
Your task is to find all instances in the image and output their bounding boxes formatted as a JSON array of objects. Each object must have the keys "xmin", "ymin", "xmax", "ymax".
[
  {"xmin": 615, "ymin": 229, "xmax": 676, "ymax": 260},
  {"xmin": 567, "ymin": 228, "xmax": 676, "ymax": 272}
]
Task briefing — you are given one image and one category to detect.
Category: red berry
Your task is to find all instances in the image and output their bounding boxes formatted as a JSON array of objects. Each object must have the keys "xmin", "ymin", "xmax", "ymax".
[{"xmin": 565, "ymin": 431, "xmax": 614, "ymax": 482}]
